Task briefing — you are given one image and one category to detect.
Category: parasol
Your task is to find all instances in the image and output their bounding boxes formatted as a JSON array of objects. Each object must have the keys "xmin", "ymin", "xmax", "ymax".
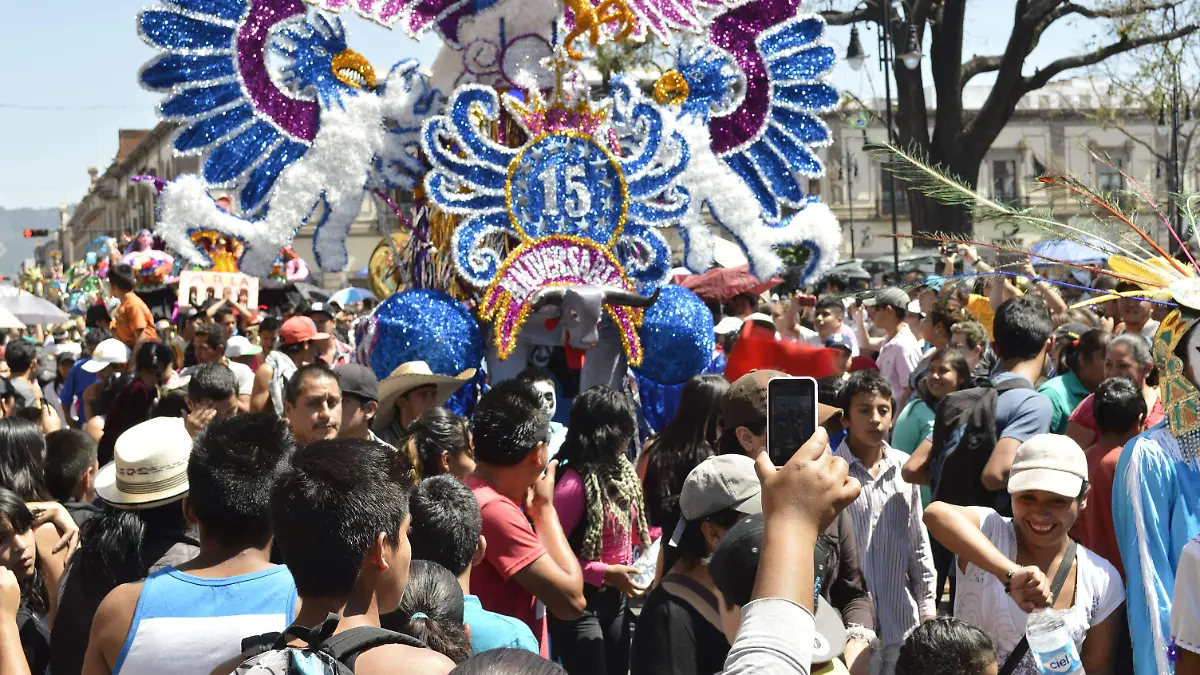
[
  {"xmin": 674, "ymin": 265, "xmax": 784, "ymax": 304},
  {"xmin": 1030, "ymin": 236, "xmax": 1120, "ymax": 267},
  {"xmin": 0, "ymin": 285, "xmax": 69, "ymax": 325},
  {"xmin": 329, "ymin": 287, "xmax": 377, "ymax": 306},
  {"xmin": 0, "ymin": 307, "xmax": 25, "ymax": 330}
]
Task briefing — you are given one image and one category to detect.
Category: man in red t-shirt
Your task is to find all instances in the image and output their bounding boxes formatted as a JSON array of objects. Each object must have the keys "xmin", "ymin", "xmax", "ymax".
[
  {"xmin": 464, "ymin": 379, "xmax": 586, "ymax": 656},
  {"xmin": 1077, "ymin": 377, "xmax": 1147, "ymax": 579}
]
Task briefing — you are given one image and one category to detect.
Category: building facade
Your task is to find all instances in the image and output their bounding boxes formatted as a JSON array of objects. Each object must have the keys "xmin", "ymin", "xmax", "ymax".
[{"xmin": 818, "ymin": 78, "xmax": 1182, "ymax": 265}]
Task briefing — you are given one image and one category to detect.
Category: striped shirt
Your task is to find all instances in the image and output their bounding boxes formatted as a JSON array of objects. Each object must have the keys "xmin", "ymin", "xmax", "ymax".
[{"xmin": 834, "ymin": 440, "xmax": 937, "ymax": 646}]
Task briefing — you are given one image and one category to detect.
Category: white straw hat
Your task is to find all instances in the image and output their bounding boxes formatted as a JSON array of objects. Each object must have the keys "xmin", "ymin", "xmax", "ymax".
[
  {"xmin": 375, "ymin": 361, "xmax": 475, "ymax": 428},
  {"xmin": 94, "ymin": 417, "xmax": 192, "ymax": 508}
]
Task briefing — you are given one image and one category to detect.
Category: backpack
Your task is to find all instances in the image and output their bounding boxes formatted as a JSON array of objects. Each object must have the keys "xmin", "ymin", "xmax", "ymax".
[
  {"xmin": 235, "ymin": 613, "xmax": 427, "ymax": 675},
  {"xmin": 928, "ymin": 377, "xmax": 1034, "ymax": 512}
]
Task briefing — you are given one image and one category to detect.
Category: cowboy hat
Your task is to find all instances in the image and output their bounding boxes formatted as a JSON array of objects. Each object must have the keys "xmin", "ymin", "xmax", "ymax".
[
  {"xmin": 375, "ymin": 361, "xmax": 476, "ymax": 428},
  {"xmin": 94, "ymin": 417, "xmax": 192, "ymax": 509}
]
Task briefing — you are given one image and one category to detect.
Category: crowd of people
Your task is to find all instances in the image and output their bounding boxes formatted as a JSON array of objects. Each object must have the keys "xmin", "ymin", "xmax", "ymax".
[{"xmin": 0, "ymin": 246, "xmax": 1199, "ymax": 674}]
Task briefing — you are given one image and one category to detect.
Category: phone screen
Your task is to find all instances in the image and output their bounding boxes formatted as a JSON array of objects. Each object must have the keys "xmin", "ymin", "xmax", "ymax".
[{"xmin": 767, "ymin": 377, "xmax": 818, "ymax": 465}]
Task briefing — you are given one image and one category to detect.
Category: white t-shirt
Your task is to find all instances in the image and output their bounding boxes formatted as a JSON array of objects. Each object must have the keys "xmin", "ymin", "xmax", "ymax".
[
  {"xmin": 1171, "ymin": 537, "xmax": 1200, "ymax": 656},
  {"xmin": 954, "ymin": 507, "xmax": 1125, "ymax": 675}
]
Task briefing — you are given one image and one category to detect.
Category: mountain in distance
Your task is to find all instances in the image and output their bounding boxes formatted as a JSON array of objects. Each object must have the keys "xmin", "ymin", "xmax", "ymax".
[{"xmin": 0, "ymin": 206, "xmax": 62, "ymax": 277}]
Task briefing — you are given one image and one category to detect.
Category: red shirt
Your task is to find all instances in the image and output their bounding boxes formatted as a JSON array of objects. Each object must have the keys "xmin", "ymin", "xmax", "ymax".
[
  {"xmin": 464, "ymin": 476, "xmax": 549, "ymax": 656},
  {"xmin": 1076, "ymin": 440, "xmax": 1125, "ymax": 580}
]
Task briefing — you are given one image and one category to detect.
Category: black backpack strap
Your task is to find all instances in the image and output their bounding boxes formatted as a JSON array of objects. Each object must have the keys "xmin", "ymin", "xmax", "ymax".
[
  {"xmin": 319, "ymin": 626, "xmax": 428, "ymax": 670},
  {"xmin": 240, "ymin": 613, "xmax": 344, "ymax": 658},
  {"xmin": 997, "ymin": 541, "xmax": 1078, "ymax": 675},
  {"xmin": 991, "ymin": 377, "xmax": 1035, "ymax": 394}
]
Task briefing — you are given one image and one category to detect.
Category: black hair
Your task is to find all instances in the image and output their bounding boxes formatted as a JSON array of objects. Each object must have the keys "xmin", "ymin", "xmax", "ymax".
[
  {"xmin": 896, "ymin": 617, "xmax": 997, "ymax": 675},
  {"xmin": 191, "ymin": 413, "xmax": 295, "ymax": 549},
  {"xmin": 814, "ymin": 297, "xmax": 845, "ymax": 318},
  {"xmin": 471, "ymin": 378, "xmax": 549, "ymax": 467},
  {"xmin": 151, "ymin": 391, "xmax": 189, "ymax": 419},
  {"xmin": 448, "ymin": 649, "xmax": 567, "ymax": 675},
  {"xmin": 280, "ymin": 340, "xmax": 310, "ymax": 355},
  {"xmin": 643, "ymin": 374, "xmax": 728, "ymax": 529},
  {"xmin": 194, "ymin": 322, "xmax": 227, "ymax": 355},
  {"xmin": 284, "ymin": 363, "xmax": 338, "ymax": 405},
  {"xmin": 70, "ymin": 500, "xmax": 193, "ymax": 597},
  {"xmin": 557, "ymin": 386, "xmax": 636, "ymax": 469},
  {"xmin": 94, "ymin": 372, "xmax": 131, "ymax": 418},
  {"xmin": 0, "ymin": 417, "xmax": 51, "ymax": 501},
  {"xmin": 44, "ymin": 429, "xmax": 98, "ymax": 502},
  {"xmin": 84, "ymin": 328, "xmax": 109, "ymax": 354},
  {"xmin": 671, "ymin": 505, "xmax": 744, "ymax": 569},
  {"xmin": 823, "ymin": 274, "xmax": 849, "ymax": 293},
  {"xmin": 109, "ymin": 263, "xmax": 135, "ymax": 292},
  {"xmin": 134, "ymin": 341, "xmax": 174, "ymax": 374},
  {"xmin": 991, "ymin": 296, "xmax": 1053, "ymax": 361},
  {"xmin": 1064, "ymin": 328, "xmax": 1112, "ymax": 377},
  {"xmin": 514, "ymin": 367, "xmax": 555, "ymax": 388},
  {"xmin": 1094, "ymin": 376, "xmax": 1148, "ymax": 437},
  {"xmin": 926, "ymin": 305, "xmax": 957, "ymax": 342},
  {"xmin": 259, "ymin": 316, "xmax": 282, "ymax": 332},
  {"xmin": 0, "ymin": 488, "xmax": 47, "ymax": 617},
  {"xmin": 408, "ymin": 475, "xmax": 482, "ymax": 577},
  {"xmin": 4, "ymin": 340, "xmax": 35, "ymax": 375},
  {"xmin": 400, "ymin": 408, "xmax": 472, "ymax": 481},
  {"xmin": 381, "ymin": 560, "xmax": 469, "ymax": 664},
  {"xmin": 270, "ymin": 437, "xmax": 411, "ymax": 597},
  {"xmin": 922, "ymin": 348, "xmax": 972, "ymax": 406},
  {"xmin": 212, "ymin": 307, "xmax": 234, "ymax": 326},
  {"xmin": 817, "ymin": 375, "xmax": 846, "ymax": 408},
  {"xmin": 839, "ymin": 369, "xmax": 894, "ymax": 417},
  {"xmin": 186, "ymin": 363, "xmax": 239, "ymax": 403}
]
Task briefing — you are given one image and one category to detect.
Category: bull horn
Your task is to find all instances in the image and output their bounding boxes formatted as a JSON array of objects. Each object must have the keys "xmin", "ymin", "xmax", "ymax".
[
  {"xmin": 602, "ymin": 286, "xmax": 661, "ymax": 308},
  {"xmin": 529, "ymin": 286, "xmax": 567, "ymax": 312}
]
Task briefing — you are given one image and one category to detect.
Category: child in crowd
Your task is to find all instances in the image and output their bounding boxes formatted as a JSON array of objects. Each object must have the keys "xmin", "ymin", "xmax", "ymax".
[
  {"xmin": 43, "ymin": 428, "xmax": 99, "ymax": 526},
  {"xmin": 894, "ymin": 617, "xmax": 996, "ymax": 675},
  {"xmin": 407, "ymin": 475, "xmax": 539, "ymax": 655},
  {"xmin": 1076, "ymin": 377, "xmax": 1146, "ymax": 578},
  {"xmin": 814, "ymin": 298, "xmax": 858, "ymax": 356},
  {"xmin": 384, "ymin": 560, "xmax": 471, "ymax": 664},
  {"xmin": 834, "ymin": 370, "xmax": 936, "ymax": 675}
]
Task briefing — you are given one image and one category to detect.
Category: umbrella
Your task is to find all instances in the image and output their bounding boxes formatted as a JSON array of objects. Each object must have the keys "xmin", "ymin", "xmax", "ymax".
[
  {"xmin": 1030, "ymin": 236, "xmax": 1119, "ymax": 267},
  {"xmin": 0, "ymin": 307, "xmax": 25, "ymax": 330},
  {"xmin": 674, "ymin": 265, "xmax": 784, "ymax": 304},
  {"xmin": 329, "ymin": 287, "xmax": 377, "ymax": 306},
  {"xmin": 0, "ymin": 285, "xmax": 69, "ymax": 325},
  {"xmin": 292, "ymin": 282, "xmax": 330, "ymax": 304}
]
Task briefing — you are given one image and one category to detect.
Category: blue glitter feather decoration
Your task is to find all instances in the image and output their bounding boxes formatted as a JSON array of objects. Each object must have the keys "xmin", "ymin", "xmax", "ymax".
[
  {"xmin": 363, "ymin": 289, "xmax": 484, "ymax": 381},
  {"xmin": 633, "ymin": 284, "xmax": 714, "ymax": 385}
]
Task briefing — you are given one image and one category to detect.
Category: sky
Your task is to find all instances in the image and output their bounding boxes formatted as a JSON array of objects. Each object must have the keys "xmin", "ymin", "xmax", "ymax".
[{"xmin": 0, "ymin": 1, "xmax": 1142, "ymax": 210}]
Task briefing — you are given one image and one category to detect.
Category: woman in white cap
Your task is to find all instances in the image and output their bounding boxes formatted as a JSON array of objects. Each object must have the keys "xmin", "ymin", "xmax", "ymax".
[{"xmin": 924, "ymin": 434, "xmax": 1125, "ymax": 675}]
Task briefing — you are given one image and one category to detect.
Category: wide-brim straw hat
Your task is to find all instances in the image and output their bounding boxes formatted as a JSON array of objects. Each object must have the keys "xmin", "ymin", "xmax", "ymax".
[
  {"xmin": 94, "ymin": 417, "xmax": 192, "ymax": 508},
  {"xmin": 375, "ymin": 361, "xmax": 475, "ymax": 428}
]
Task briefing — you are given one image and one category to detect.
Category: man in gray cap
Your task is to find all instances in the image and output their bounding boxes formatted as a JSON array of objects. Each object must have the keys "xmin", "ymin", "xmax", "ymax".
[
  {"xmin": 865, "ymin": 287, "xmax": 923, "ymax": 409},
  {"xmin": 334, "ymin": 364, "xmax": 394, "ymax": 451}
]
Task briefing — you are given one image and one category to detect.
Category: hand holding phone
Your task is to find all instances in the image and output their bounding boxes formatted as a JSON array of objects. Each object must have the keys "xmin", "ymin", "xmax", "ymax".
[{"xmin": 766, "ymin": 376, "xmax": 819, "ymax": 466}]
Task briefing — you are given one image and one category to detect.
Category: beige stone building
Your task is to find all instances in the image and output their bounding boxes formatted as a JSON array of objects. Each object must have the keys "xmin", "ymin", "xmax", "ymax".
[{"xmin": 818, "ymin": 78, "xmax": 1186, "ymax": 267}]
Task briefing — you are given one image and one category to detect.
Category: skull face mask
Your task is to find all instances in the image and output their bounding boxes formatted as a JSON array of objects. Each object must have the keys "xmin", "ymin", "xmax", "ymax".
[{"xmin": 532, "ymin": 380, "xmax": 557, "ymax": 420}]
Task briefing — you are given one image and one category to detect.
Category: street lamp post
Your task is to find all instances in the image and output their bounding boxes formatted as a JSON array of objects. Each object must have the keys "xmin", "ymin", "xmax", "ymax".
[
  {"xmin": 846, "ymin": 4, "xmax": 922, "ymax": 276},
  {"xmin": 838, "ymin": 128, "xmax": 868, "ymax": 259}
]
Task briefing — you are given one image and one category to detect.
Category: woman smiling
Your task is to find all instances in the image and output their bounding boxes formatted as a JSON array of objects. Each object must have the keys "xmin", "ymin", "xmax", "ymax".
[{"xmin": 924, "ymin": 434, "xmax": 1125, "ymax": 675}]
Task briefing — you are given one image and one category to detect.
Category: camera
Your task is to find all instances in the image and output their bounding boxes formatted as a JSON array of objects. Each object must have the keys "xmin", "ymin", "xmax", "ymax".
[{"xmin": 940, "ymin": 243, "xmax": 959, "ymax": 257}]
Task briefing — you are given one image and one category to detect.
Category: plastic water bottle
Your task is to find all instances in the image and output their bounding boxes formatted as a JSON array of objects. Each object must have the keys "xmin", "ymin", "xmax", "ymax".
[
  {"xmin": 1026, "ymin": 609, "xmax": 1083, "ymax": 674},
  {"xmin": 630, "ymin": 538, "xmax": 661, "ymax": 588}
]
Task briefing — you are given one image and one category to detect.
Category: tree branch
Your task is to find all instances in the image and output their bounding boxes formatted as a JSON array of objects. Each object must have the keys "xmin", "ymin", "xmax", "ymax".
[
  {"xmin": 1023, "ymin": 25, "xmax": 1200, "ymax": 93},
  {"xmin": 1049, "ymin": 0, "xmax": 1184, "ymax": 22},
  {"xmin": 821, "ymin": 4, "xmax": 876, "ymax": 26},
  {"xmin": 961, "ymin": 55, "xmax": 1004, "ymax": 85}
]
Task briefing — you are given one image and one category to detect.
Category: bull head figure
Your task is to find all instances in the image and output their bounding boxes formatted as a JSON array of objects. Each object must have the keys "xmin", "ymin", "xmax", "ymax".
[{"xmin": 528, "ymin": 285, "xmax": 661, "ymax": 350}]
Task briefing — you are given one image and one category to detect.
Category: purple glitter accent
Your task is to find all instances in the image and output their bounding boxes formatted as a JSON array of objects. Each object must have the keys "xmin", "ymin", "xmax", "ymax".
[
  {"xmin": 609, "ymin": 306, "xmax": 642, "ymax": 360},
  {"xmin": 237, "ymin": 0, "xmax": 318, "ymax": 143},
  {"xmin": 708, "ymin": 0, "xmax": 799, "ymax": 155},
  {"xmin": 373, "ymin": 189, "xmax": 422, "ymax": 240},
  {"xmin": 131, "ymin": 175, "xmax": 169, "ymax": 195}
]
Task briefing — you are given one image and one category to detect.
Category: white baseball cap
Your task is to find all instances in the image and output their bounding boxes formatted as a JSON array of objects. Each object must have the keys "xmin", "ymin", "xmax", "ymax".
[
  {"xmin": 714, "ymin": 316, "xmax": 744, "ymax": 335},
  {"xmin": 82, "ymin": 339, "xmax": 132, "ymax": 373},
  {"xmin": 225, "ymin": 335, "xmax": 262, "ymax": 358},
  {"xmin": 1007, "ymin": 434, "xmax": 1089, "ymax": 499}
]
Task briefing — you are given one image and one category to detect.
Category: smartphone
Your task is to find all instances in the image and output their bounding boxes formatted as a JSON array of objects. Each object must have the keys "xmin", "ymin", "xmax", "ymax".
[{"xmin": 766, "ymin": 376, "xmax": 819, "ymax": 465}]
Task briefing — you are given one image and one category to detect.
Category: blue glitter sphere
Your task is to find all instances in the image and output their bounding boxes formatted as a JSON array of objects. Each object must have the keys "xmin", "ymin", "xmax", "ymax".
[
  {"xmin": 634, "ymin": 285, "xmax": 714, "ymax": 385},
  {"xmin": 365, "ymin": 290, "xmax": 484, "ymax": 380}
]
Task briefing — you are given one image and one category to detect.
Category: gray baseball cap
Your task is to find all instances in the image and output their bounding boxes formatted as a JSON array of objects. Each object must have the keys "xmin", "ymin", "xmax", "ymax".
[
  {"xmin": 862, "ymin": 287, "xmax": 910, "ymax": 311},
  {"xmin": 679, "ymin": 454, "xmax": 763, "ymax": 522}
]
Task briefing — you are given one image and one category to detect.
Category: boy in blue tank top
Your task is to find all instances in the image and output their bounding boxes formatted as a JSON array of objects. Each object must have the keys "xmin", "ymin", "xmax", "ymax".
[{"xmin": 83, "ymin": 410, "xmax": 299, "ymax": 675}]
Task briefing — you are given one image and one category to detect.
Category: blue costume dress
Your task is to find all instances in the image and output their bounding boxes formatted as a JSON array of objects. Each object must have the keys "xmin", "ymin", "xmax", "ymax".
[{"xmin": 1114, "ymin": 422, "xmax": 1200, "ymax": 675}]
